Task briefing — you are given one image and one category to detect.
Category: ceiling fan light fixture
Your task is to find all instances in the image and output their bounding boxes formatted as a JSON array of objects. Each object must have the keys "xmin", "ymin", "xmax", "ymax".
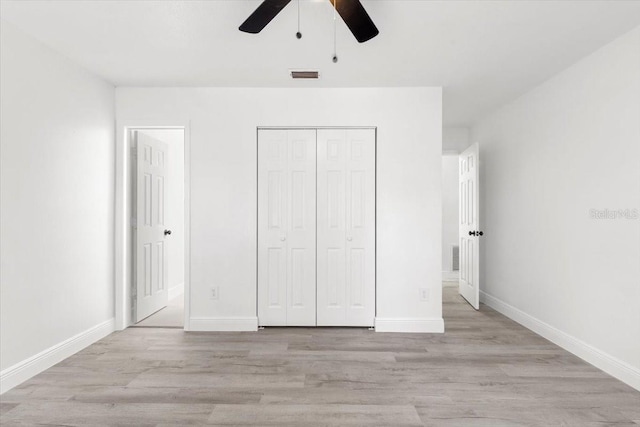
[{"xmin": 239, "ymin": 0, "xmax": 379, "ymax": 43}]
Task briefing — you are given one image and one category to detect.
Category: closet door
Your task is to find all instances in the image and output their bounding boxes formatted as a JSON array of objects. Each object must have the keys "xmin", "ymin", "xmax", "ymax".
[
  {"xmin": 317, "ymin": 129, "xmax": 375, "ymax": 326},
  {"xmin": 258, "ymin": 129, "xmax": 316, "ymax": 326}
]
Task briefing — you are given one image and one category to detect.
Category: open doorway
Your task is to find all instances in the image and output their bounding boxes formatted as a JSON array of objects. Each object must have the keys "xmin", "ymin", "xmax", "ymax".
[
  {"xmin": 442, "ymin": 127, "xmax": 481, "ymax": 310},
  {"xmin": 113, "ymin": 125, "xmax": 188, "ymax": 330},
  {"xmin": 129, "ymin": 128, "xmax": 185, "ymax": 328},
  {"xmin": 443, "ymin": 145, "xmax": 482, "ymax": 310}
]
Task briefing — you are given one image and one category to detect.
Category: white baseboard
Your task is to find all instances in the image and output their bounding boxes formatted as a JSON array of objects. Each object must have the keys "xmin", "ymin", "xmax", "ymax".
[
  {"xmin": 375, "ymin": 317, "xmax": 444, "ymax": 333},
  {"xmin": 480, "ymin": 291, "xmax": 640, "ymax": 391},
  {"xmin": 442, "ymin": 271, "xmax": 459, "ymax": 282},
  {"xmin": 0, "ymin": 318, "xmax": 115, "ymax": 394},
  {"xmin": 189, "ymin": 317, "xmax": 258, "ymax": 332},
  {"xmin": 168, "ymin": 282, "xmax": 184, "ymax": 300}
]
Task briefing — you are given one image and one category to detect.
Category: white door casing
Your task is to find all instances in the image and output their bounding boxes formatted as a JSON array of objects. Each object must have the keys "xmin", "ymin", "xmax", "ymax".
[
  {"xmin": 258, "ymin": 129, "xmax": 317, "ymax": 326},
  {"xmin": 135, "ymin": 132, "xmax": 169, "ymax": 322},
  {"xmin": 459, "ymin": 143, "xmax": 480, "ymax": 310},
  {"xmin": 317, "ymin": 129, "xmax": 376, "ymax": 326}
]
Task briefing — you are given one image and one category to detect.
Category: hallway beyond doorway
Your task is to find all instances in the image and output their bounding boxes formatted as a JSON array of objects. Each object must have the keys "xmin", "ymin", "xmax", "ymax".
[{"xmin": 133, "ymin": 292, "xmax": 184, "ymax": 328}]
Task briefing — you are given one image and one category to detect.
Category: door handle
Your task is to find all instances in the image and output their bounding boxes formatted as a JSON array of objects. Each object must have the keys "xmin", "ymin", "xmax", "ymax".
[
  {"xmin": 469, "ymin": 231, "xmax": 476, "ymax": 236},
  {"xmin": 280, "ymin": 236, "xmax": 286, "ymax": 241},
  {"xmin": 164, "ymin": 229, "xmax": 172, "ymax": 236},
  {"xmin": 478, "ymin": 231, "xmax": 484, "ymax": 236},
  {"xmin": 468, "ymin": 231, "xmax": 484, "ymax": 237},
  {"xmin": 347, "ymin": 236, "xmax": 353, "ymax": 241}
]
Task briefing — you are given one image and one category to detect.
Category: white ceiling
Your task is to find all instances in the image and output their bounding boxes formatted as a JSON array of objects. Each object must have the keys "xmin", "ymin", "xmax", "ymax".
[{"xmin": 2, "ymin": 0, "xmax": 640, "ymax": 126}]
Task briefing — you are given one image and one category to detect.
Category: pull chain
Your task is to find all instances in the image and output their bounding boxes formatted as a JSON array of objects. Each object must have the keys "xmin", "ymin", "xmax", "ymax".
[
  {"xmin": 296, "ymin": 0, "xmax": 302, "ymax": 39},
  {"xmin": 332, "ymin": 0, "xmax": 338, "ymax": 62}
]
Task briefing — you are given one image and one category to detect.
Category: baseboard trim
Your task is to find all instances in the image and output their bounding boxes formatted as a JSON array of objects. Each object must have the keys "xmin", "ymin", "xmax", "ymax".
[
  {"xmin": 480, "ymin": 291, "xmax": 640, "ymax": 391},
  {"xmin": 374, "ymin": 317, "xmax": 444, "ymax": 333},
  {"xmin": 168, "ymin": 282, "xmax": 184, "ymax": 300},
  {"xmin": 0, "ymin": 318, "xmax": 115, "ymax": 394},
  {"xmin": 189, "ymin": 317, "xmax": 258, "ymax": 332}
]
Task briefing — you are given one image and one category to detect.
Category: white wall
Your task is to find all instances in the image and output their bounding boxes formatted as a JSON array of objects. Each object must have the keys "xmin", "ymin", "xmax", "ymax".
[
  {"xmin": 116, "ymin": 87, "xmax": 443, "ymax": 332},
  {"xmin": 472, "ymin": 27, "xmax": 640, "ymax": 390},
  {"xmin": 0, "ymin": 22, "xmax": 115, "ymax": 391},
  {"xmin": 442, "ymin": 126, "xmax": 470, "ymax": 154},
  {"xmin": 138, "ymin": 129, "xmax": 185, "ymax": 298},
  {"xmin": 442, "ymin": 155, "xmax": 459, "ymax": 281}
]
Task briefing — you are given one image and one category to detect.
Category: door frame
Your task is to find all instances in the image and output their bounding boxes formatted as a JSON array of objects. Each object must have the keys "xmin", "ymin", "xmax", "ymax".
[
  {"xmin": 115, "ymin": 120, "xmax": 191, "ymax": 331},
  {"xmin": 255, "ymin": 126, "xmax": 377, "ymax": 326}
]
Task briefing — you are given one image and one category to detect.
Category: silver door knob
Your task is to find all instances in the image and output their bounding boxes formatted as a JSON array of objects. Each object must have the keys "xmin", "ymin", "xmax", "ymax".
[
  {"xmin": 280, "ymin": 236, "xmax": 286, "ymax": 241},
  {"xmin": 347, "ymin": 236, "xmax": 353, "ymax": 241}
]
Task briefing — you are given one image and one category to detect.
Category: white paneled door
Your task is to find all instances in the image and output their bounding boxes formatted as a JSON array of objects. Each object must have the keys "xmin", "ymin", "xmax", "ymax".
[
  {"xmin": 258, "ymin": 129, "xmax": 317, "ymax": 326},
  {"xmin": 459, "ymin": 143, "xmax": 481, "ymax": 309},
  {"xmin": 317, "ymin": 129, "xmax": 376, "ymax": 326},
  {"xmin": 135, "ymin": 132, "xmax": 169, "ymax": 322},
  {"xmin": 258, "ymin": 128, "xmax": 376, "ymax": 327}
]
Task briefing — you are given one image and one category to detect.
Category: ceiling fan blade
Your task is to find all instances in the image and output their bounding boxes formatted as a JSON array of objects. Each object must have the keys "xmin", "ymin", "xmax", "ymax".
[
  {"xmin": 239, "ymin": 0, "xmax": 292, "ymax": 34},
  {"xmin": 329, "ymin": 0, "xmax": 379, "ymax": 43}
]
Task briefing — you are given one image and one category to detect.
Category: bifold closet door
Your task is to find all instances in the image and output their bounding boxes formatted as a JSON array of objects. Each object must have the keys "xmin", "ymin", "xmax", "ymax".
[
  {"xmin": 258, "ymin": 129, "xmax": 316, "ymax": 326},
  {"xmin": 317, "ymin": 129, "xmax": 376, "ymax": 326}
]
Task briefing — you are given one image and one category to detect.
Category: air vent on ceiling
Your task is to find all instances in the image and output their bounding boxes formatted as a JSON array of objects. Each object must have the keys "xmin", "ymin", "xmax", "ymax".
[{"xmin": 291, "ymin": 70, "xmax": 319, "ymax": 79}]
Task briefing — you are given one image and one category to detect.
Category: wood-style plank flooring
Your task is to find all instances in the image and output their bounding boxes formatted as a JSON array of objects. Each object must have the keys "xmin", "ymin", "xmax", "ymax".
[{"xmin": 2, "ymin": 286, "xmax": 639, "ymax": 426}]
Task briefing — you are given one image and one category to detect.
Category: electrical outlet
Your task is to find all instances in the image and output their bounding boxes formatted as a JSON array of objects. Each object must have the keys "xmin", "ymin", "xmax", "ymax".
[
  {"xmin": 419, "ymin": 288, "xmax": 430, "ymax": 302},
  {"xmin": 210, "ymin": 287, "xmax": 219, "ymax": 300}
]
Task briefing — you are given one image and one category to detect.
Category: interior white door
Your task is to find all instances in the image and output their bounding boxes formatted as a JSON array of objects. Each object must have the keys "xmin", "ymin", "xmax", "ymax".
[
  {"xmin": 258, "ymin": 129, "xmax": 316, "ymax": 326},
  {"xmin": 317, "ymin": 129, "xmax": 375, "ymax": 326},
  {"xmin": 135, "ymin": 132, "xmax": 169, "ymax": 322},
  {"xmin": 459, "ymin": 143, "xmax": 480, "ymax": 309}
]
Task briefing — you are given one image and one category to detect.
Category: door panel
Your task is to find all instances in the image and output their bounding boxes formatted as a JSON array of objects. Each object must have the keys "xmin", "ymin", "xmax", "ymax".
[
  {"xmin": 135, "ymin": 132, "xmax": 169, "ymax": 322},
  {"xmin": 349, "ymin": 248, "xmax": 365, "ymax": 307},
  {"xmin": 317, "ymin": 129, "xmax": 375, "ymax": 326},
  {"xmin": 326, "ymin": 247, "xmax": 345, "ymax": 308},
  {"xmin": 459, "ymin": 143, "xmax": 480, "ymax": 309},
  {"xmin": 286, "ymin": 130, "xmax": 316, "ymax": 325},
  {"xmin": 267, "ymin": 247, "xmax": 285, "ymax": 308},
  {"xmin": 258, "ymin": 129, "xmax": 316, "ymax": 326},
  {"xmin": 259, "ymin": 131, "xmax": 288, "ymax": 324},
  {"xmin": 344, "ymin": 129, "xmax": 376, "ymax": 325},
  {"xmin": 317, "ymin": 130, "xmax": 347, "ymax": 321}
]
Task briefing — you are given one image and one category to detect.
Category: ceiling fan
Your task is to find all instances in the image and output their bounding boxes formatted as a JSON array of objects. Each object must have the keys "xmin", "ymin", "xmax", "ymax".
[{"xmin": 239, "ymin": 0, "xmax": 379, "ymax": 43}]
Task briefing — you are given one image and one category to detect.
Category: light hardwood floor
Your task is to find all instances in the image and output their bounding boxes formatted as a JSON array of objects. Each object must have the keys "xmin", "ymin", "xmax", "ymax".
[{"xmin": 2, "ymin": 287, "xmax": 639, "ymax": 426}]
